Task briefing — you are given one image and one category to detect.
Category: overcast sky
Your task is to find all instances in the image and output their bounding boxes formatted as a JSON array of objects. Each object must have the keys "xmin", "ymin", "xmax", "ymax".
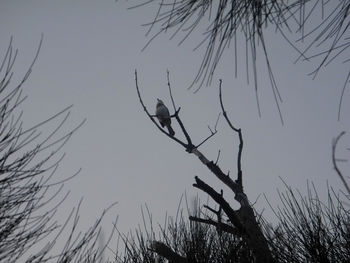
[{"xmin": 1, "ymin": 0, "xmax": 349, "ymax": 259}]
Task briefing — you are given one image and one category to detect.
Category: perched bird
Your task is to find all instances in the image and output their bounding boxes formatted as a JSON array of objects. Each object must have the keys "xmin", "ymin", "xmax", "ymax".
[{"xmin": 155, "ymin": 99, "xmax": 175, "ymax": 136}]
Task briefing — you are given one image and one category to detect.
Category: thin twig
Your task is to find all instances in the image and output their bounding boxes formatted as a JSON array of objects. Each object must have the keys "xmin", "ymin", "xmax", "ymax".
[{"xmin": 167, "ymin": 70, "xmax": 177, "ymax": 112}]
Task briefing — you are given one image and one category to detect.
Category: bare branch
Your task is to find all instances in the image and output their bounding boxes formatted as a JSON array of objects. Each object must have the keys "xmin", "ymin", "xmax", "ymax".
[
  {"xmin": 215, "ymin": 149, "xmax": 221, "ymax": 165},
  {"xmin": 219, "ymin": 80, "xmax": 243, "ymax": 188},
  {"xmin": 166, "ymin": 70, "xmax": 177, "ymax": 112},
  {"xmin": 332, "ymin": 131, "xmax": 350, "ymax": 195},
  {"xmin": 196, "ymin": 113, "xmax": 220, "ymax": 149},
  {"xmin": 193, "ymin": 176, "xmax": 245, "ymax": 234},
  {"xmin": 149, "ymin": 241, "xmax": 188, "ymax": 263},
  {"xmin": 203, "ymin": 204, "xmax": 218, "ymax": 215},
  {"xmin": 189, "ymin": 216, "xmax": 238, "ymax": 235},
  {"xmin": 195, "ymin": 129, "xmax": 217, "ymax": 149}
]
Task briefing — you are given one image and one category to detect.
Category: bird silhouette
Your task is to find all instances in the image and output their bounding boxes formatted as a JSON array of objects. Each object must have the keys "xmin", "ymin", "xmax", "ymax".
[{"xmin": 155, "ymin": 99, "xmax": 175, "ymax": 136}]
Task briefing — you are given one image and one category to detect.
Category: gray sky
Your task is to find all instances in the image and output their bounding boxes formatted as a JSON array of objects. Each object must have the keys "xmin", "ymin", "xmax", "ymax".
[{"xmin": 1, "ymin": 0, "xmax": 349, "ymax": 258}]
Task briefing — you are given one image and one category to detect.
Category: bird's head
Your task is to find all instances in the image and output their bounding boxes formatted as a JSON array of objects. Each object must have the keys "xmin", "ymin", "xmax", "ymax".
[{"xmin": 156, "ymin": 98, "xmax": 164, "ymax": 106}]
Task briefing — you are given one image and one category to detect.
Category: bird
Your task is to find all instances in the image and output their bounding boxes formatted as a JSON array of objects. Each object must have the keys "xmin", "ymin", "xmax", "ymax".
[{"xmin": 155, "ymin": 99, "xmax": 175, "ymax": 136}]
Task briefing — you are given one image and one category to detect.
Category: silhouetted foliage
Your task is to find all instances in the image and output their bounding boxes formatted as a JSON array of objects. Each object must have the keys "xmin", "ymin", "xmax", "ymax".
[
  {"xmin": 0, "ymin": 38, "xmax": 115, "ymax": 262},
  {"xmin": 263, "ymin": 182, "xmax": 350, "ymax": 263},
  {"xmin": 129, "ymin": 0, "xmax": 350, "ymax": 121},
  {"xmin": 116, "ymin": 182, "xmax": 350, "ymax": 262},
  {"xmin": 115, "ymin": 199, "xmax": 255, "ymax": 263}
]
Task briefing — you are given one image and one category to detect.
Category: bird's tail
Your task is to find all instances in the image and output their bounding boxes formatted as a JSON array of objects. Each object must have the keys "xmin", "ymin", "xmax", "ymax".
[{"xmin": 166, "ymin": 124, "xmax": 175, "ymax": 136}]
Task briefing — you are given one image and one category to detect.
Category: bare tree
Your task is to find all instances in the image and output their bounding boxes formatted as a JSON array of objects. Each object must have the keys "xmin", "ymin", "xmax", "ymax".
[
  {"xmin": 0, "ymin": 38, "xmax": 116, "ymax": 262},
  {"xmin": 117, "ymin": 70, "xmax": 350, "ymax": 263},
  {"xmin": 134, "ymin": 71, "xmax": 272, "ymax": 262}
]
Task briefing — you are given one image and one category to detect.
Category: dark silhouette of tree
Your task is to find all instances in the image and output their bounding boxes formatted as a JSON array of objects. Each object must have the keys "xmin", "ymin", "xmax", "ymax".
[
  {"xmin": 133, "ymin": 71, "xmax": 272, "ymax": 262},
  {"xmin": 128, "ymin": 0, "xmax": 350, "ymax": 121},
  {"xmin": 0, "ymin": 38, "xmax": 116, "ymax": 262},
  {"xmin": 116, "ymin": 2, "xmax": 350, "ymax": 261},
  {"xmin": 119, "ymin": 71, "xmax": 350, "ymax": 262}
]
